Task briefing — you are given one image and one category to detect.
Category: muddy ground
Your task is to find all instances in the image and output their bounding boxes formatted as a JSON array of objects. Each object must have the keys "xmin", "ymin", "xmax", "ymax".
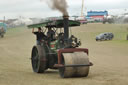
[{"xmin": 0, "ymin": 23, "xmax": 128, "ymax": 85}]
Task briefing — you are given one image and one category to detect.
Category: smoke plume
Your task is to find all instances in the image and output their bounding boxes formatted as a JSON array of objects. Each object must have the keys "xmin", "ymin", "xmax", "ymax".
[{"xmin": 41, "ymin": 0, "xmax": 69, "ymax": 16}]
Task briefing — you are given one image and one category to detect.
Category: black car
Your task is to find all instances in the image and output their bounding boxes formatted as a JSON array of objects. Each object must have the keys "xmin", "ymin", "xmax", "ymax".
[{"xmin": 96, "ymin": 32, "xmax": 114, "ymax": 41}]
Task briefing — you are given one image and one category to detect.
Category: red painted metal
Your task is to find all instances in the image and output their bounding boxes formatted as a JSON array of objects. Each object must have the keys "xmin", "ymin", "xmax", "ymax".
[
  {"xmin": 54, "ymin": 62, "xmax": 93, "ymax": 68},
  {"xmin": 54, "ymin": 64, "xmax": 64, "ymax": 68},
  {"xmin": 57, "ymin": 48, "xmax": 88, "ymax": 64},
  {"xmin": 91, "ymin": 15, "xmax": 104, "ymax": 18},
  {"xmin": 50, "ymin": 44, "xmax": 55, "ymax": 48}
]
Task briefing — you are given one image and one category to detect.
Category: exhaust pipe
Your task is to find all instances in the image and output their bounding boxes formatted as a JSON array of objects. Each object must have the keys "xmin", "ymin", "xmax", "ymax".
[{"xmin": 63, "ymin": 16, "xmax": 69, "ymax": 40}]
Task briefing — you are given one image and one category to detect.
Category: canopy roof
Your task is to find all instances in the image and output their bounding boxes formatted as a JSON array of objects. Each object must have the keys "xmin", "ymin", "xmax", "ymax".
[{"xmin": 27, "ymin": 20, "xmax": 80, "ymax": 29}]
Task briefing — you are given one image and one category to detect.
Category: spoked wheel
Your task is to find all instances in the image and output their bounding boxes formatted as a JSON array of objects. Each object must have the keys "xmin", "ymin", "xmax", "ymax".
[
  {"xmin": 31, "ymin": 45, "xmax": 47, "ymax": 73},
  {"xmin": 59, "ymin": 52, "xmax": 90, "ymax": 78}
]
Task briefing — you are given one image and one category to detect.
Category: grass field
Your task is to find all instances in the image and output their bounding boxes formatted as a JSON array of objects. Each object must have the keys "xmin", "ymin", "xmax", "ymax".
[{"xmin": 0, "ymin": 23, "xmax": 128, "ymax": 85}]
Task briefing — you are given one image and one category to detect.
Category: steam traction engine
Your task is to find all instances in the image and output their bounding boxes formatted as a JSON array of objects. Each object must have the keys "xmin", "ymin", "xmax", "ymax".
[{"xmin": 27, "ymin": 16, "xmax": 93, "ymax": 78}]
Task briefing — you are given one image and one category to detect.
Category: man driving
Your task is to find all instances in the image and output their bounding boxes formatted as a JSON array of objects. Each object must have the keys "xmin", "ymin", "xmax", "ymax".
[{"xmin": 47, "ymin": 27, "xmax": 55, "ymax": 41}]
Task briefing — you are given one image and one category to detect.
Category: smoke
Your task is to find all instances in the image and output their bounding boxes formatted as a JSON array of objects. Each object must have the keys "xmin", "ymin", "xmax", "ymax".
[
  {"xmin": 41, "ymin": 0, "xmax": 69, "ymax": 16},
  {"xmin": 105, "ymin": 15, "xmax": 128, "ymax": 24},
  {"xmin": 114, "ymin": 15, "xmax": 128, "ymax": 24}
]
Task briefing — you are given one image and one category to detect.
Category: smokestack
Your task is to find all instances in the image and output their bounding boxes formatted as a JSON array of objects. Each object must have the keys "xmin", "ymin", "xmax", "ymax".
[
  {"xmin": 41, "ymin": 0, "xmax": 69, "ymax": 38},
  {"xmin": 63, "ymin": 16, "xmax": 69, "ymax": 39}
]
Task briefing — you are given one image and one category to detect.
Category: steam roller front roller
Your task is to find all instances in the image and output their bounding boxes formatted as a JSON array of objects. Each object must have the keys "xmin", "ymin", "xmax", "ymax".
[{"xmin": 59, "ymin": 52, "xmax": 90, "ymax": 78}]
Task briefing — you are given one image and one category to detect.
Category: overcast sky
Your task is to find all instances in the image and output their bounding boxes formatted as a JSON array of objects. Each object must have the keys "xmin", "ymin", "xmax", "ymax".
[{"xmin": 0, "ymin": 0, "xmax": 128, "ymax": 19}]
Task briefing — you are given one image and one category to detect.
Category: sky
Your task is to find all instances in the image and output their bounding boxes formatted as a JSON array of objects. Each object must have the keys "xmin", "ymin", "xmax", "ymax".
[{"xmin": 0, "ymin": 0, "xmax": 128, "ymax": 19}]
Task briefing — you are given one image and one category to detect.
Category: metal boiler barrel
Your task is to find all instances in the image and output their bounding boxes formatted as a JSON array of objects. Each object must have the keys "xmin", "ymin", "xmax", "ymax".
[{"xmin": 59, "ymin": 52, "xmax": 90, "ymax": 78}]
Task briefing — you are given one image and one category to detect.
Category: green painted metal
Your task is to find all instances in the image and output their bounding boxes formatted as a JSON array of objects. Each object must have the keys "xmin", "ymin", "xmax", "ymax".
[
  {"xmin": 27, "ymin": 20, "xmax": 80, "ymax": 29},
  {"xmin": 50, "ymin": 40, "xmax": 59, "ymax": 52},
  {"xmin": 56, "ymin": 20, "xmax": 80, "ymax": 28}
]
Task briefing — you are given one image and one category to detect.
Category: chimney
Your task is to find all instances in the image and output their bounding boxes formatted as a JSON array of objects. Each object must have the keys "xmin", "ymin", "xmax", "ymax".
[{"xmin": 63, "ymin": 16, "xmax": 69, "ymax": 39}]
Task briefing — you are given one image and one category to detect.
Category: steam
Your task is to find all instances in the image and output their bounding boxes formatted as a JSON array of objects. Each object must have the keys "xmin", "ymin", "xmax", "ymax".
[{"xmin": 41, "ymin": 0, "xmax": 69, "ymax": 16}]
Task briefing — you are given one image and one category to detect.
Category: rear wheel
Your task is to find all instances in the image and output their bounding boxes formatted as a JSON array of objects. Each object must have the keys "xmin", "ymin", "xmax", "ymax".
[
  {"xmin": 96, "ymin": 39, "xmax": 99, "ymax": 41},
  {"xmin": 31, "ymin": 45, "xmax": 47, "ymax": 73},
  {"xmin": 109, "ymin": 37, "xmax": 112, "ymax": 40}
]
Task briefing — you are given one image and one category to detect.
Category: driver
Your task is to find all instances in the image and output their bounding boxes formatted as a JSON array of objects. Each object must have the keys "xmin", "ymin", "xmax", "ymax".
[
  {"xmin": 47, "ymin": 27, "xmax": 55, "ymax": 41},
  {"xmin": 32, "ymin": 27, "xmax": 47, "ymax": 45}
]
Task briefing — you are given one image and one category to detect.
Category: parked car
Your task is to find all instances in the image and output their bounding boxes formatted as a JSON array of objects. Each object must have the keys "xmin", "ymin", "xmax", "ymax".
[{"xmin": 96, "ymin": 32, "xmax": 114, "ymax": 41}]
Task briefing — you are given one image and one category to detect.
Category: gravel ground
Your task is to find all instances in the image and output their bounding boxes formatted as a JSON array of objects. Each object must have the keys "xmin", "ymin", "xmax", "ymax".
[{"xmin": 0, "ymin": 24, "xmax": 128, "ymax": 85}]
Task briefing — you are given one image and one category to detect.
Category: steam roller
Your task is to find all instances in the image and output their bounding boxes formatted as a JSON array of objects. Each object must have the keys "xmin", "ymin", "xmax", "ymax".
[{"xmin": 28, "ymin": 16, "xmax": 93, "ymax": 78}]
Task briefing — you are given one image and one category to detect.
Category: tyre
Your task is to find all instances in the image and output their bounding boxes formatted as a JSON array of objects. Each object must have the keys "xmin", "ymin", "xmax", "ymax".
[
  {"xmin": 96, "ymin": 39, "xmax": 99, "ymax": 41},
  {"xmin": 31, "ymin": 45, "xmax": 47, "ymax": 73},
  {"xmin": 108, "ymin": 37, "xmax": 111, "ymax": 40},
  {"xmin": 1, "ymin": 35, "xmax": 4, "ymax": 38}
]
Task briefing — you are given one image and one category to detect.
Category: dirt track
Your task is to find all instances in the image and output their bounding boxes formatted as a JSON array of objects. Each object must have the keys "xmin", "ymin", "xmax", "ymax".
[{"xmin": 0, "ymin": 24, "xmax": 128, "ymax": 85}]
